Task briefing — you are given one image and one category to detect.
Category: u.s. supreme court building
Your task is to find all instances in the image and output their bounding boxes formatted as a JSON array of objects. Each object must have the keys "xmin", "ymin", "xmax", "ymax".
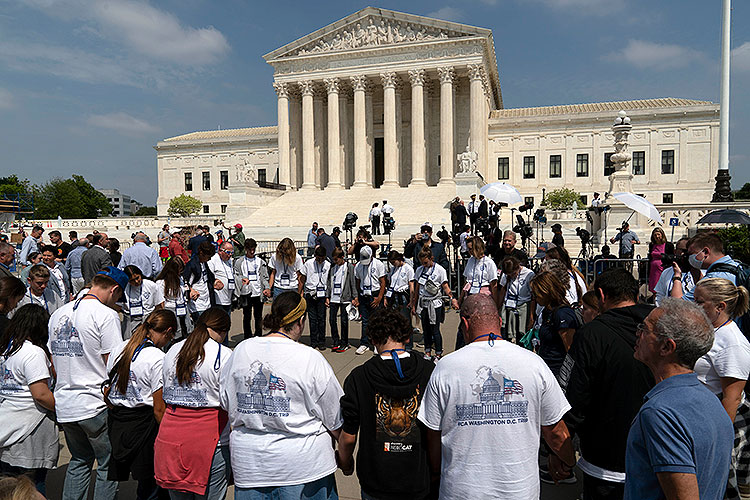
[{"xmin": 155, "ymin": 7, "xmax": 720, "ymax": 230}]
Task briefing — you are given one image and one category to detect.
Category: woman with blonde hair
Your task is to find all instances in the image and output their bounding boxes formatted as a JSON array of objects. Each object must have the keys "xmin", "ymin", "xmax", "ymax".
[
  {"xmin": 647, "ymin": 227, "xmax": 673, "ymax": 295},
  {"xmin": 459, "ymin": 236, "xmax": 498, "ymax": 305},
  {"xmin": 267, "ymin": 238, "xmax": 303, "ymax": 298},
  {"xmin": 693, "ymin": 277, "xmax": 750, "ymax": 500},
  {"xmin": 155, "ymin": 308, "xmax": 233, "ymax": 500},
  {"xmin": 105, "ymin": 309, "xmax": 176, "ymax": 499}
]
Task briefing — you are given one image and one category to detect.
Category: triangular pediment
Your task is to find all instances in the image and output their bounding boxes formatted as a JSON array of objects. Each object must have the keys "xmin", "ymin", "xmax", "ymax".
[{"xmin": 264, "ymin": 7, "xmax": 490, "ymax": 60}]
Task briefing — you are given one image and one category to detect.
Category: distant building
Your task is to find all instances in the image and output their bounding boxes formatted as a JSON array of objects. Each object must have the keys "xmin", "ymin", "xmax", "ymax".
[
  {"xmin": 130, "ymin": 199, "xmax": 144, "ymax": 215},
  {"xmin": 99, "ymin": 188, "xmax": 132, "ymax": 217}
]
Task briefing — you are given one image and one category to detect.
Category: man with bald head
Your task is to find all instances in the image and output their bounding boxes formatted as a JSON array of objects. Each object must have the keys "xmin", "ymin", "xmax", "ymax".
[
  {"xmin": 81, "ymin": 232, "xmax": 112, "ymax": 283},
  {"xmin": 117, "ymin": 232, "xmax": 162, "ymax": 279},
  {"xmin": 0, "ymin": 241, "xmax": 15, "ymax": 279},
  {"xmin": 418, "ymin": 294, "xmax": 575, "ymax": 498}
]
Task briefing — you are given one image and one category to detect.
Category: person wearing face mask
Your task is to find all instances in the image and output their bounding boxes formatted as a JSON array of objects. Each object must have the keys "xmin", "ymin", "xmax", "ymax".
[
  {"xmin": 654, "ymin": 237, "xmax": 703, "ymax": 306},
  {"xmin": 410, "ymin": 223, "xmax": 450, "ymax": 274},
  {"xmin": 671, "ymin": 232, "xmax": 738, "ymax": 301}
]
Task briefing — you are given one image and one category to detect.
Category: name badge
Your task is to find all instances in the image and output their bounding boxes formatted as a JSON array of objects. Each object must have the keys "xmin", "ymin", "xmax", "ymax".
[
  {"xmin": 280, "ymin": 273, "xmax": 290, "ymax": 287},
  {"xmin": 333, "ymin": 282, "xmax": 342, "ymax": 292},
  {"xmin": 175, "ymin": 303, "xmax": 187, "ymax": 317},
  {"xmin": 130, "ymin": 301, "xmax": 144, "ymax": 318},
  {"xmin": 505, "ymin": 294, "xmax": 518, "ymax": 309},
  {"xmin": 385, "ymin": 287, "xmax": 394, "ymax": 298},
  {"xmin": 417, "ymin": 275, "xmax": 427, "ymax": 286},
  {"xmin": 248, "ymin": 269, "xmax": 258, "ymax": 281},
  {"xmin": 470, "ymin": 283, "xmax": 481, "ymax": 295},
  {"xmin": 228, "ymin": 278, "xmax": 235, "ymax": 291},
  {"xmin": 362, "ymin": 285, "xmax": 372, "ymax": 296},
  {"xmin": 316, "ymin": 285, "xmax": 326, "ymax": 298}
]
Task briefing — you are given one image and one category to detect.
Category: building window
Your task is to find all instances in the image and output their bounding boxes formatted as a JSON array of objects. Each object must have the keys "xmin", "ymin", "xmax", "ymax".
[
  {"xmin": 202, "ymin": 172, "xmax": 210, "ymax": 190},
  {"xmin": 604, "ymin": 153, "xmax": 615, "ymax": 176},
  {"xmin": 663, "ymin": 193, "xmax": 673, "ymax": 204},
  {"xmin": 114, "ymin": 198, "xmax": 119, "ymax": 202},
  {"xmin": 220, "ymin": 170, "xmax": 229, "ymax": 190},
  {"xmin": 632, "ymin": 151, "xmax": 645, "ymax": 175},
  {"xmin": 221, "ymin": 204, "xmax": 227, "ymax": 213},
  {"xmin": 523, "ymin": 156, "xmax": 535, "ymax": 179},
  {"xmin": 437, "ymin": 155, "xmax": 441, "ymax": 167},
  {"xmin": 580, "ymin": 195, "xmax": 588, "ymax": 206},
  {"xmin": 661, "ymin": 150, "xmax": 675, "ymax": 174},
  {"xmin": 524, "ymin": 196, "xmax": 534, "ymax": 207},
  {"xmin": 549, "ymin": 155, "xmax": 562, "ymax": 178},
  {"xmin": 202, "ymin": 205, "xmax": 209, "ymax": 214},
  {"xmin": 497, "ymin": 157, "xmax": 509, "ymax": 180},
  {"xmin": 576, "ymin": 154, "xmax": 589, "ymax": 177},
  {"xmin": 258, "ymin": 169, "xmax": 267, "ymax": 184},
  {"xmin": 184, "ymin": 172, "xmax": 192, "ymax": 191}
]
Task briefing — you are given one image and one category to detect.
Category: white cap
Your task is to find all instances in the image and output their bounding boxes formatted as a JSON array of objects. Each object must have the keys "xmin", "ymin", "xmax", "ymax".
[{"xmin": 359, "ymin": 245, "xmax": 373, "ymax": 265}]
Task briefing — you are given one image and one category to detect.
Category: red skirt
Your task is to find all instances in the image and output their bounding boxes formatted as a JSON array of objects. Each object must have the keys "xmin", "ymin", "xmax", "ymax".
[
  {"xmin": 154, "ymin": 406, "xmax": 228, "ymax": 495},
  {"xmin": 159, "ymin": 247, "xmax": 169, "ymax": 259}
]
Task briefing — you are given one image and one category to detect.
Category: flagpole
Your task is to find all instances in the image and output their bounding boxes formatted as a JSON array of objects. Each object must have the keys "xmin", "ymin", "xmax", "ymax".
[{"xmin": 713, "ymin": 0, "xmax": 733, "ymax": 202}]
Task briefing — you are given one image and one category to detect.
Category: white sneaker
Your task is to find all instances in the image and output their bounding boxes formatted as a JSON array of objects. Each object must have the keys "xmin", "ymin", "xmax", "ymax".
[
  {"xmin": 423, "ymin": 352, "xmax": 433, "ymax": 361},
  {"xmin": 355, "ymin": 345, "xmax": 369, "ymax": 355}
]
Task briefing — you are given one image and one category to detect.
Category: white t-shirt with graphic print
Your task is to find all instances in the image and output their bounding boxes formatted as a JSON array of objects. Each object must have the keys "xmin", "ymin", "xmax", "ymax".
[{"xmin": 106, "ymin": 340, "xmax": 164, "ymax": 408}]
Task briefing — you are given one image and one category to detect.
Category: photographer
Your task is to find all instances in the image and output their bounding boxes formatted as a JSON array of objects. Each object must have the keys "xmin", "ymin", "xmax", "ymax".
[
  {"xmin": 369, "ymin": 203, "xmax": 381, "ymax": 236},
  {"xmin": 409, "ymin": 223, "xmax": 450, "ymax": 274},
  {"xmin": 610, "ymin": 222, "xmax": 640, "ymax": 259},
  {"xmin": 551, "ymin": 223, "xmax": 565, "ymax": 248},
  {"xmin": 347, "ymin": 228, "xmax": 379, "ymax": 257},
  {"xmin": 654, "ymin": 237, "xmax": 702, "ymax": 305}
]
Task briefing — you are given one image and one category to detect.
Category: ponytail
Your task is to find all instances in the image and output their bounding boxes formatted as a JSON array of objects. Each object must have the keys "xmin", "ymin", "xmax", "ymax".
[
  {"xmin": 732, "ymin": 286, "xmax": 750, "ymax": 319},
  {"xmin": 176, "ymin": 308, "xmax": 230, "ymax": 385}
]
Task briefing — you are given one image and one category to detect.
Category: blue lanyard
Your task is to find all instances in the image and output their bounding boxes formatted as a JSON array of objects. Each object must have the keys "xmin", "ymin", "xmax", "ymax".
[
  {"xmin": 214, "ymin": 343, "xmax": 222, "ymax": 371},
  {"xmin": 386, "ymin": 349, "xmax": 407, "ymax": 379},
  {"xmin": 472, "ymin": 258, "xmax": 486, "ymax": 287},
  {"xmin": 269, "ymin": 331, "xmax": 294, "ymax": 340},
  {"xmin": 717, "ymin": 318, "xmax": 732, "ymax": 330},
  {"xmin": 473, "ymin": 332, "xmax": 502, "ymax": 346},
  {"xmin": 29, "ymin": 289, "xmax": 48, "ymax": 312},
  {"xmin": 132, "ymin": 338, "xmax": 155, "ymax": 362},
  {"xmin": 73, "ymin": 293, "xmax": 104, "ymax": 310},
  {"xmin": 3, "ymin": 339, "xmax": 13, "ymax": 356}
]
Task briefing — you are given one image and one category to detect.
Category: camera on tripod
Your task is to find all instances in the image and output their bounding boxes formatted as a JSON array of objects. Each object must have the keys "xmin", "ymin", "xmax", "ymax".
[
  {"xmin": 576, "ymin": 227, "xmax": 591, "ymax": 245},
  {"xmin": 513, "ymin": 215, "xmax": 533, "ymax": 241},
  {"xmin": 519, "ymin": 201, "xmax": 534, "ymax": 213},
  {"xmin": 382, "ymin": 215, "xmax": 395, "ymax": 234},
  {"xmin": 342, "ymin": 212, "xmax": 358, "ymax": 231},
  {"xmin": 475, "ymin": 218, "xmax": 490, "ymax": 237},
  {"xmin": 533, "ymin": 209, "xmax": 547, "ymax": 225}
]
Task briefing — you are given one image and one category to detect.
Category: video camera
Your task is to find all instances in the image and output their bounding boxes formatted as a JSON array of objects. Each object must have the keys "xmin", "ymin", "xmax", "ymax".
[
  {"xmin": 518, "ymin": 201, "xmax": 534, "ymax": 213},
  {"xmin": 382, "ymin": 215, "xmax": 395, "ymax": 234},
  {"xmin": 576, "ymin": 227, "xmax": 591, "ymax": 244},
  {"xmin": 436, "ymin": 225, "xmax": 451, "ymax": 245},
  {"xmin": 533, "ymin": 209, "xmax": 547, "ymax": 225},
  {"xmin": 513, "ymin": 215, "xmax": 533, "ymax": 241},
  {"xmin": 342, "ymin": 212, "xmax": 358, "ymax": 231}
]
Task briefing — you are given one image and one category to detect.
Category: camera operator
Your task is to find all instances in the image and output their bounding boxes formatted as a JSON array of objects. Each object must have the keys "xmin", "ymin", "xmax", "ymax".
[
  {"xmin": 551, "ymin": 223, "xmax": 565, "ymax": 248},
  {"xmin": 592, "ymin": 244, "xmax": 616, "ymax": 275},
  {"xmin": 654, "ymin": 237, "xmax": 702, "ymax": 305},
  {"xmin": 347, "ymin": 228, "xmax": 379, "ymax": 257},
  {"xmin": 409, "ymin": 223, "xmax": 450, "ymax": 274},
  {"xmin": 331, "ymin": 227, "xmax": 343, "ymax": 249},
  {"xmin": 381, "ymin": 200, "xmax": 394, "ymax": 217},
  {"xmin": 610, "ymin": 222, "xmax": 640, "ymax": 259},
  {"xmin": 491, "ymin": 230, "xmax": 529, "ymax": 268}
]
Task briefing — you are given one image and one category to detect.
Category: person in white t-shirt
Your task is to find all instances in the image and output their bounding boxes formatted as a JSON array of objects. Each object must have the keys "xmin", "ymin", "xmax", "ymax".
[
  {"xmin": 459, "ymin": 236, "xmax": 498, "ymax": 305},
  {"xmin": 327, "ymin": 248, "xmax": 357, "ymax": 353},
  {"xmin": 418, "ymin": 294, "xmax": 576, "ymax": 499},
  {"xmin": 208, "ymin": 242, "xmax": 236, "ymax": 315},
  {"xmin": 11, "ymin": 264, "xmax": 62, "ymax": 318},
  {"xmin": 353, "ymin": 246, "xmax": 387, "ymax": 355},
  {"xmin": 498, "ymin": 256, "xmax": 535, "ymax": 343},
  {"xmin": 693, "ymin": 278, "xmax": 750, "ymax": 496},
  {"xmin": 155, "ymin": 258, "xmax": 191, "ymax": 339},
  {"xmin": 155, "ymin": 307, "xmax": 233, "ymax": 499},
  {"xmin": 104, "ymin": 309, "xmax": 176, "ymax": 499},
  {"xmin": 410, "ymin": 247, "xmax": 459, "ymax": 361},
  {"xmin": 268, "ymin": 238, "xmax": 304, "ymax": 298},
  {"xmin": 384, "ymin": 250, "xmax": 415, "ymax": 326},
  {"xmin": 48, "ymin": 266, "xmax": 129, "ymax": 500},
  {"xmin": 369, "ymin": 202, "xmax": 382, "ymax": 236},
  {"xmin": 300, "ymin": 247, "xmax": 331, "ymax": 350},
  {"xmin": 0, "ymin": 304, "xmax": 58, "ymax": 495},
  {"xmin": 220, "ymin": 291, "xmax": 343, "ymax": 498},
  {"xmin": 122, "ymin": 265, "xmax": 165, "ymax": 339},
  {"xmin": 234, "ymin": 238, "xmax": 270, "ymax": 340},
  {"xmin": 184, "ymin": 241, "xmax": 216, "ymax": 323}
]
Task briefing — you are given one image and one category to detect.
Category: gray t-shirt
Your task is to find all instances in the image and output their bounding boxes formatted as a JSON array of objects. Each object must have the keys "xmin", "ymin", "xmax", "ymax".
[
  {"xmin": 158, "ymin": 231, "xmax": 170, "ymax": 247},
  {"xmin": 614, "ymin": 230, "xmax": 639, "ymax": 254}
]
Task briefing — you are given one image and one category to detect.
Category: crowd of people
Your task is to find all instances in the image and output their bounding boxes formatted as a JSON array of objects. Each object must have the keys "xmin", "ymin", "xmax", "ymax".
[{"xmin": 0, "ymin": 209, "xmax": 748, "ymax": 500}]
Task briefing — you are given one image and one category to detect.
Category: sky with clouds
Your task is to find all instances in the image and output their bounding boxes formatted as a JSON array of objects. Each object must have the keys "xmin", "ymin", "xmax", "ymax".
[{"xmin": 1, "ymin": 0, "xmax": 748, "ymax": 205}]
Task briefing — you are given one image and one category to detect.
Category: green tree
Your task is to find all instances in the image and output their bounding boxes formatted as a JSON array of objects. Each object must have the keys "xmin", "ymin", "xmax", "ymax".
[
  {"xmin": 135, "ymin": 206, "xmax": 157, "ymax": 216},
  {"xmin": 34, "ymin": 178, "xmax": 86, "ymax": 218},
  {"xmin": 718, "ymin": 226, "xmax": 750, "ymax": 264},
  {"xmin": 0, "ymin": 175, "xmax": 32, "ymax": 197},
  {"xmin": 543, "ymin": 187, "xmax": 584, "ymax": 210},
  {"xmin": 71, "ymin": 174, "xmax": 112, "ymax": 217},
  {"xmin": 734, "ymin": 183, "xmax": 750, "ymax": 200},
  {"xmin": 168, "ymin": 194, "xmax": 202, "ymax": 217}
]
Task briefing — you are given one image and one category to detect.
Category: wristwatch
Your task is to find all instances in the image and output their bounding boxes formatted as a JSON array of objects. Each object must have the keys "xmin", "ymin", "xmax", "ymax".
[{"xmin": 672, "ymin": 275, "xmax": 682, "ymax": 281}]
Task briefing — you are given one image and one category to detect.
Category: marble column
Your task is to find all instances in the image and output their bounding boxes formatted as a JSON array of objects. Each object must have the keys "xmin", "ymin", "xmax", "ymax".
[
  {"xmin": 469, "ymin": 64, "xmax": 486, "ymax": 179},
  {"xmin": 351, "ymin": 75, "xmax": 368, "ymax": 188},
  {"xmin": 313, "ymin": 91, "xmax": 326, "ymax": 189},
  {"xmin": 409, "ymin": 68, "xmax": 427, "ymax": 187},
  {"xmin": 299, "ymin": 80, "xmax": 316, "ymax": 190},
  {"xmin": 381, "ymin": 72, "xmax": 399, "ymax": 187},
  {"xmin": 273, "ymin": 82, "xmax": 290, "ymax": 188},
  {"xmin": 437, "ymin": 67, "xmax": 455, "ymax": 185},
  {"xmin": 324, "ymin": 78, "xmax": 342, "ymax": 189},
  {"xmin": 365, "ymin": 85, "xmax": 374, "ymax": 187}
]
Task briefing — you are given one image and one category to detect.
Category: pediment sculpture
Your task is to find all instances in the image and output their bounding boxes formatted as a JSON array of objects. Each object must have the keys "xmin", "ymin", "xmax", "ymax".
[
  {"xmin": 457, "ymin": 146, "xmax": 478, "ymax": 174},
  {"xmin": 236, "ymin": 159, "xmax": 257, "ymax": 185}
]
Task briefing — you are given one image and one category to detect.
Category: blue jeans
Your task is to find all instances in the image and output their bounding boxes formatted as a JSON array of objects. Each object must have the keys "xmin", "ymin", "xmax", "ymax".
[
  {"xmin": 168, "ymin": 446, "xmax": 230, "ymax": 500},
  {"xmin": 305, "ymin": 295, "xmax": 327, "ymax": 347},
  {"xmin": 272, "ymin": 287, "xmax": 294, "ymax": 299},
  {"xmin": 420, "ymin": 308, "xmax": 444, "ymax": 355},
  {"xmin": 235, "ymin": 473, "xmax": 338, "ymax": 500},
  {"xmin": 61, "ymin": 410, "xmax": 118, "ymax": 500}
]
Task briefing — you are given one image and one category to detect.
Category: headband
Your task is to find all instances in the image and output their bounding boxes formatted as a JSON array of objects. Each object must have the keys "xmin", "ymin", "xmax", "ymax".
[{"xmin": 280, "ymin": 296, "xmax": 307, "ymax": 327}]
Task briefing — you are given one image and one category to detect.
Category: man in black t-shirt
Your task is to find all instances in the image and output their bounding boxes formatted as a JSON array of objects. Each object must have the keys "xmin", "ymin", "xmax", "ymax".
[
  {"xmin": 49, "ymin": 230, "xmax": 72, "ymax": 262},
  {"xmin": 492, "ymin": 230, "xmax": 529, "ymax": 268},
  {"xmin": 338, "ymin": 307, "xmax": 435, "ymax": 499}
]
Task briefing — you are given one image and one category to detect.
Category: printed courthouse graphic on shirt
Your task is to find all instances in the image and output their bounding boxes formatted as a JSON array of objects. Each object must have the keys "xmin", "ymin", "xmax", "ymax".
[
  {"xmin": 49, "ymin": 314, "xmax": 84, "ymax": 357},
  {"xmin": 237, "ymin": 363, "xmax": 291, "ymax": 416},
  {"xmin": 1, "ymin": 365, "xmax": 23, "ymax": 393},
  {"xmin": 163, "ymin": 371, "xmax": 207, "ymax": 406},
  {"xmin": 455, "ymin": 366, "xmax": 528, "ymax": 425},
  {"xmin": 109, "ymin": 372, "xmax": 143, "ymax": 404},
  {"xmin": 376, "ymin": 387, "xmax": 421, "ymax": 453}
]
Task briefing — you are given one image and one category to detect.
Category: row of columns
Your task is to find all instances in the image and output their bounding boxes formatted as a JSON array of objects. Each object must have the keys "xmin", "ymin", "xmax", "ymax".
[{"xmin": 274, "ymin": 64, "xmax": 489, "ymax": 190}]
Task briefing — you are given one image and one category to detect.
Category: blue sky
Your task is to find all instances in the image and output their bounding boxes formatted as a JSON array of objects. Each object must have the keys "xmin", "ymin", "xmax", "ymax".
[{"xmin": 1, "ymin": 0, "xmax": 749, "ymax": 205}]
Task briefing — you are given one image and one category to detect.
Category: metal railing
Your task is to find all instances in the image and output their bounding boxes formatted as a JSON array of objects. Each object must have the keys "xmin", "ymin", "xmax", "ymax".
[{"xmin": 256, "ymin": 180, "xmax": 286, "ymax": 191}]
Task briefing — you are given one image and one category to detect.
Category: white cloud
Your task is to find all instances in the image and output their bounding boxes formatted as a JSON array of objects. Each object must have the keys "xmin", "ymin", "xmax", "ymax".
[
  {"xmin": 733, "ymin": 42, "xmax": 750, "ymax": 72},
  {"xmin": 0, "ymin": 89, "xmax": 13, "ymax": 109},
  {"xmin": 612, "ymin": 40, "xmax": 703, "ymax": 70},
  {"xmin": 87, "ymin": 112, "xmax": 160, "ymax": 135},
  {"xmin": 426, "ymin": 6, "xmax": 465, "ymax": 22}
]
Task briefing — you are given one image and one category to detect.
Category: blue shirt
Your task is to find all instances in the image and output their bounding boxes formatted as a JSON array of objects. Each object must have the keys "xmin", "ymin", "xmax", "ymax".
[
  {"xmin": 307, "ymin": 229, "xmax": 317, "ymax": 249},
  {"xmin": 118, "ymin": 242, "xmax": 163, "ymax": 278},
  {"xmin": 19, "ymin": 235, "xmax": 38, "ymax": 265},
  {"xmin": 683, "ymin": 255, "xmax": 738, "ymax": 301},
  {"xmin": 65, "ymin": 245, "xmax": 87, "ymax": 279},
  {"xmin": 625, "ymin": 373, "xmax": 733, "ymax": 500}
]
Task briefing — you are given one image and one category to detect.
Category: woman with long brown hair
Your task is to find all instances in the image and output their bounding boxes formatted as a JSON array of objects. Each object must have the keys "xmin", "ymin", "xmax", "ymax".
[
  {"xmin": 155, "ymin": 308, "xmax": 232, "ymax": 499},
  {"xmin": 105, "ymin": 309, "xmax": 176, "ymax": 499},
  {"xmin": 267, "ymin": 238, "xmax": 303, "ymax": 298},
  {"xmin": 0, "ymin": 277, "xmax": 26, "ymax": 336},
  {"xmin": 156, "ymin": 258, "xmax": 191, "ymax": 339}
]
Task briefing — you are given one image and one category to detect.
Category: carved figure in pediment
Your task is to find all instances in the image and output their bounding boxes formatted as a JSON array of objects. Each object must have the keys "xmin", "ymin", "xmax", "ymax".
[
  {"xmin": 354, "ymin": 23, "xmax": 366, "ymax": 47},
  {"xmin": 405, "ymin": 25, "xmax": 415, "ymax": 41},
  {"xmin": 367, "ymin": 19, "xmax": 378, "ymax": 45},
  {"xmin": 379, "ymin": 20, "xmax": 391, "ymax": 44}
]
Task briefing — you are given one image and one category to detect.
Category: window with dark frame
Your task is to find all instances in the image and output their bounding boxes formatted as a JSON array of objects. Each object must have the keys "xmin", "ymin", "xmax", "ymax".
[
  {"xmin": 202, "ymin": 205, "xmax": 209, "ymax": 214},
  {"xmin": 576, "ymin": 153, "xmax": 589, "ymax": 177},
  {"xmin": 258, "ymin": 169, "xmax": 267, "ymax": 184},
  {"xmin": 221, "ymin": 204, "xmax": 227, "ymax": 213},
  {"xmin": 524, "ymin": 196, "xmax": 534, "ymax": 207},
  {"xmin": 220, "ymin": 170, "xmax": 229, "ymax": 190},
  {"xmin": 663, "ymin": 193, "xmax": 673, "ymax": 204},
  {"xmin": 661, "ymin": 150, "xmax": 675, "ymax": 174},
  {"xmin": 202, "ymin": 172, "xmax": 210, "ymax": 190},
  {"xmin": 632, "ymin": 151, "xmax": 645, "ymax": 175},
  {"xmin": 498, "ymin": 157, "xmax": 509, "ymax": 180},
  {"xmin": 523, "ymin": 156, "xmax": 535, "ymax": 179},
  {"xmin": 604, "ymin": 153, "xmax": 615, "ymax": 176},
  {"xmin": 580, "ymin": 195, "xmax": 588, "ymax": 205},
  {"xmin": 184, "ymin": 172, "xmax": 192, "ymax": 191},
  {"xmin": 549, "ymin": 155, "xmax": 562, "ymax": 178}
]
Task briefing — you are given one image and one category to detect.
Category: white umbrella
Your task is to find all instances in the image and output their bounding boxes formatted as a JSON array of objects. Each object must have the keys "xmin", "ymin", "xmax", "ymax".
[
  {"xmin": 480, "ymin": 182, "xmax": 523, "ymax": 205},
  {"xmin": 610, "ymin": 192, "xmax": 663, "ymax": 223}
]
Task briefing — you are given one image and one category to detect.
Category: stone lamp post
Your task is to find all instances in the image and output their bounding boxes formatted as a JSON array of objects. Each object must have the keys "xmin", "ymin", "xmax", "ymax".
[{"xmin": 608, "ymin": 110, "xmax": 634, "ymax": 195}]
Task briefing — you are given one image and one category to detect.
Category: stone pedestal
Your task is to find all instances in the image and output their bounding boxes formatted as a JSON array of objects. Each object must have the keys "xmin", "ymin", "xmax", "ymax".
[{"xmin": 455, "ymin": 172, "xmax": 480, "ymax": 201}]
